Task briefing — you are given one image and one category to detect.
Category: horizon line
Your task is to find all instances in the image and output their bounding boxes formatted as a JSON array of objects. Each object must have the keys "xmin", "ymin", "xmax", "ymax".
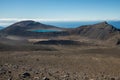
[{"xmin": 0, "ymin": 18, "xmax": 120, "ymax": 22}]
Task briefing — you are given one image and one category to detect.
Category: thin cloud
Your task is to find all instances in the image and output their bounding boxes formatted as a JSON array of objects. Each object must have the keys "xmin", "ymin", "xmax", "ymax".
[
  {"xmin": 0, "ymin": 18, "xmax": 119, "ymax": 22},
  {"xmin": 0, "ymin": 18, "xmax": 119, "ymax": 27}
]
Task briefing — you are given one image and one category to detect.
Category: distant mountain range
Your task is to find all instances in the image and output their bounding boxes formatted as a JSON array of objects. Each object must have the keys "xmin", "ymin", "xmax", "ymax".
[
  {"xmin": 41, "ymin": 21, "xmax": 120, "ymax": 28},
  {"xmin": 0, "ymin": 26, "xmax": 4, "ymax": 30},
  {"xmin": 0, "ymin": 20, "xmax": 67, "ymax": 37},
  {"xmin": 0, "ymin": 20, "xmax": 120, "ymax": 41},
  {"xmin": 70, "ymin": 22, "xmax": 120, "ymax": 40},
  {"xmin": 108, "ymin": 21, "xmax": 120, "ymax": 29}
]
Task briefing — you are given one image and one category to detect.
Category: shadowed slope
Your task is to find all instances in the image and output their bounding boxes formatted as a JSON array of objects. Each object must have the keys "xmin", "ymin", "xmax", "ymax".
[
  {"xmin": 0, "ymin": 21, "xmax": 120, "ymax": 40},
  {"xmin": 71, "ymin": 22, "xmax": 120, "ymax": 40},
  {"xmin": 0, "ymin": 20, "xmax": 64, "ymax": 35}
]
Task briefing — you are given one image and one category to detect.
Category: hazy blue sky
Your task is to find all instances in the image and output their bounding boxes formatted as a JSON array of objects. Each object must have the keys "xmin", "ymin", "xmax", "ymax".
[{"xmin": 0, "ymin": 0, "xmax": 120, "ymax": 21}]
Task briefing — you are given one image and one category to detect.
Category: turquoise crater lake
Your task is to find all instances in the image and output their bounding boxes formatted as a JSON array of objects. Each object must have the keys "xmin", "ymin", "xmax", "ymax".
[{"xmin": 32, "ymin": 29, "xmax": 62, "ymax": 32}]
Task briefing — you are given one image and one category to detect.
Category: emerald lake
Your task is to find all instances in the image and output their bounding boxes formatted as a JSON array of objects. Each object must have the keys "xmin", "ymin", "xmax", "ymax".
[{"xmin": 32, "ymin": 29, "xmax": 61, "ymax": 32}]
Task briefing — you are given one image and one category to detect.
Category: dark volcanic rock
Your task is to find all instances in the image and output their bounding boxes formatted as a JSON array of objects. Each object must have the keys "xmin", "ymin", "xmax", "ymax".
[
  {"xmin": 34, "ymin": 40, "xmax": 94, "ymax": 46},
  {"xmin": 43, "ymin": 77, "xmax": 50, "ymax": 80},
  {"xmin": 0, "ymin": 67, "xmax": 7, "ymax": 75},
  {"xmin": 21, "ymin": 72, "xmax": 31, "ymax": 78},
  {"xmin": 34, "ymin": 40, "xmax": 80, "ymax": 45},
  {"xmin": 116, "ymin": 39, "xmax": 120, "ymax": 45}
]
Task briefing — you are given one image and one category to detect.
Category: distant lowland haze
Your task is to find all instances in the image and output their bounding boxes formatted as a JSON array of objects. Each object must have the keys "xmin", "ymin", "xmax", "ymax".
[{"xmin": 0, "ymin": 21, "xmax": 120, "ymax": 30}]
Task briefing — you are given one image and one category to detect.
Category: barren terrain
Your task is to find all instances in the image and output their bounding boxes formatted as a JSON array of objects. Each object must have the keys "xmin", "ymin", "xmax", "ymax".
[
  {"xmin": 0, "ymin": 21, "xmax": 120, "ymax": 80},
  {"xmin": 0, "ymin": 46, "xmax": 120, "ymax": 80}
]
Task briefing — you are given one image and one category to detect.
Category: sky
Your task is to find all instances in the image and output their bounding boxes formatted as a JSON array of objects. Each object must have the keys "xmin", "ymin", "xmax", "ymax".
[{"xmin": 0, "ymin": 0, "xmax": 120, "ymax": 26}]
